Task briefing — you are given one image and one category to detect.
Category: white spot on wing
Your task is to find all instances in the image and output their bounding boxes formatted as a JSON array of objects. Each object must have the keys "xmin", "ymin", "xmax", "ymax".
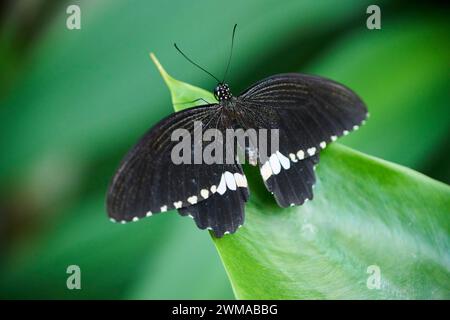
[
  {"xmin": 210, "ymin": 185, "xmax": 217, "ymax": 193},
  {"xmin": 319, "ymin": 141, "xmax": 326, "ymax": 149},
  {"xmin": 224, "ymin": 171, "xmax": 237, "ymax": 190},
  {"xmin": 269, "ymin": 153, "xmax": 281, "ymax": 174},
  {"xmin": 187, "ymin": 196, "xmax": 198, "ymax": 204},
  {"xmin": 160, "ymin": 205, "xmax": 167, "ymax": 212},
  {"xmin": 174, "ymin": 201, "xmax": 182, "ymax": 209},
  {"xmin": 132, "ymin": 217, "xmax": 139, "ymax": 222},
  {"xmin": 200, "ymin": 189, "xmax": 209, "ymax": 199},
  {"xmin": 343, "ymin": 130, "xmax": 349, "ymax": 136},
  {"xmin": 217, "ymin": 174, "xmax": 227, "ymax": 195},
  {"xmin": 297, "ymin": 150, "xmax": 305, "ymax": 160},
  {"xmin": 234, "ymin": 173, "xmax": 247, "ymax": 188},
  {"xmin": 260, "ymin": 161, "xmax": 272, "ymax": 181},
  {"xmin": 109, "ymin": 218, "xmax": 117, "ymax": 223},
  {"xmin": 276, "ymin": 151, "xmax": 290, "ymax": 170},
  {"xmin": 307, "ymin": 147, "xmax": 316, "ymax": 156},
  {"xmin": 331, "ymin": 135, "xmax": 337, "ymax": 142},
  {"xmin": 289, "ymin": 153, "xmax": 297, "ymax": 162},
  {"xmin": 146, "ymin": 211, "xmax": 153, "ymax": 217}
]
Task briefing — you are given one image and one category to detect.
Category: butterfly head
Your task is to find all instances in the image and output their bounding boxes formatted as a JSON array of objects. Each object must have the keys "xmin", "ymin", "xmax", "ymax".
[{"xmin": 214, "ymin": 83, "xmax": 233, "ymax": 102}]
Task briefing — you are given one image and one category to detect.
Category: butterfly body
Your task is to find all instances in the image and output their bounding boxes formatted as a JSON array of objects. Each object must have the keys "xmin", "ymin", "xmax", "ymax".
[{"xmin": 107, "ymin": 72, "xmax": 368, "ymax": 237}]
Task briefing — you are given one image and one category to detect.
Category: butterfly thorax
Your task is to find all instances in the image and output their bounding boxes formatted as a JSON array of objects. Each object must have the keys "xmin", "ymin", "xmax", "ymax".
[{"xmin": 214, "ymin": 83, "xmax": 233, "ymax": 102}]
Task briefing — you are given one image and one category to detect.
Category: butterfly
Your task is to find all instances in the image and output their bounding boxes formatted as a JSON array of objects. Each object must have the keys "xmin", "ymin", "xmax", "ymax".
[{"xmin": 106, "ymin": 25, "xmax": 368, "ymax": 237}]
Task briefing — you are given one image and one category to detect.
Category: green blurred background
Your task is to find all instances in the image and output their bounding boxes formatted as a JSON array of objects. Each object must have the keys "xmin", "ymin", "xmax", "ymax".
[{"xmin": 0, "ymin": 0, "xmax": 448, "ymax": 299}]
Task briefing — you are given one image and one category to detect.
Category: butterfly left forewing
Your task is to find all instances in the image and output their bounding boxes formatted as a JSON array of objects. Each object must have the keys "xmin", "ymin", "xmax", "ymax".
[{"xmin": 107, "ymin": 103, "xmax": 249, "ymax": 225}]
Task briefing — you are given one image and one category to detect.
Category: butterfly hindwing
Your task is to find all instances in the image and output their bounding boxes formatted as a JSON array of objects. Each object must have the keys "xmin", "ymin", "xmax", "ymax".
[
  {"xmin": 178, "ymin": 166, "xmax": 249, "ymax": 237},
  {"xmin": 262, "ymin": 154, "xmax": 319, "ymax": 207}
]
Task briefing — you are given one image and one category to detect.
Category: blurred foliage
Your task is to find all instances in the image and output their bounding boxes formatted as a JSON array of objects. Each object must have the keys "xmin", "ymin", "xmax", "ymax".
[{"xmin": 0, "ymin": 0, "xmax": 449, "ymax": 299}]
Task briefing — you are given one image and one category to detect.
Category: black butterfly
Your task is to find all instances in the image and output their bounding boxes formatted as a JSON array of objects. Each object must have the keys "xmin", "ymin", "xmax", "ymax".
[{"xmin": 106, "ymin": 25, "xmax": 368, "ymax": 237}]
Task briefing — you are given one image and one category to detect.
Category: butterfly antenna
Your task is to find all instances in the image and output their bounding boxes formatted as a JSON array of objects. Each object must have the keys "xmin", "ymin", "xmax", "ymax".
[
  {"xmin": 174, "ymin": 43, "xmax": 221, "ymax": 83},
  {"xmin": 222, "ymin": 24, "xmax": 237, "ymax": 84}
]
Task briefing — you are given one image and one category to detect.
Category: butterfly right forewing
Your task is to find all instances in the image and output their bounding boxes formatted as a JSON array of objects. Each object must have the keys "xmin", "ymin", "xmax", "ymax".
[
  {"xmin": 239, "ymin": 73, "xmax": 368, "ymax": 154},
  {"xmin": 237, "ymin": 73, "xmax": 368, "ymax": 207}
]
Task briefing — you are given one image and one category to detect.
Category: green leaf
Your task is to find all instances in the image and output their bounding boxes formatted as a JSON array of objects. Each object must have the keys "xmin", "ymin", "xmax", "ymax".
[
  {"xmin": 153, "ymin": 55, "xmax": 450, "ymax": 299},
  {"xmin": 150, "ymin": 53, "xmax": 216, "ymax": 111}
]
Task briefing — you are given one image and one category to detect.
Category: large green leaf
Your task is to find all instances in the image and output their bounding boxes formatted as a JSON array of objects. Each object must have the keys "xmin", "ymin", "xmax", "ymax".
[{"xmin": 155, "ymin": 54, "xmax": 450, "ymax": 299}]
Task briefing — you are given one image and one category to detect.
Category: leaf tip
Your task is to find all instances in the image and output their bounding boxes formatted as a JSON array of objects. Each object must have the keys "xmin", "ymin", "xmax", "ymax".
[{"xmin": 149, "ymin": 52, "xmax": 173, "ymax": 84}]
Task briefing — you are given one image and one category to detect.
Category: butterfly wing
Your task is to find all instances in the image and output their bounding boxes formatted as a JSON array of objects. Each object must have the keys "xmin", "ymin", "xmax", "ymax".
[
  {"xmin": 238, "ymin": 73, "xmax": 368, "ymax": 207},
  {"xmin": 179, "ymin": 165, "xmax": 249, "ymax": 237},
  {"xmin": 239, "ymin": 73, "xmax": 368, "ymax": 154},
  {"xmin": 107, "ymin": 104, "xmax": 249, "ymax": 229}
]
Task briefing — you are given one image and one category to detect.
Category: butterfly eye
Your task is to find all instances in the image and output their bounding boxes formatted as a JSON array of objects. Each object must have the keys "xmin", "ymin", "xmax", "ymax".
[{"xmin": 214, "ymin": 87, "xmax": 221, "ymax": 100}]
